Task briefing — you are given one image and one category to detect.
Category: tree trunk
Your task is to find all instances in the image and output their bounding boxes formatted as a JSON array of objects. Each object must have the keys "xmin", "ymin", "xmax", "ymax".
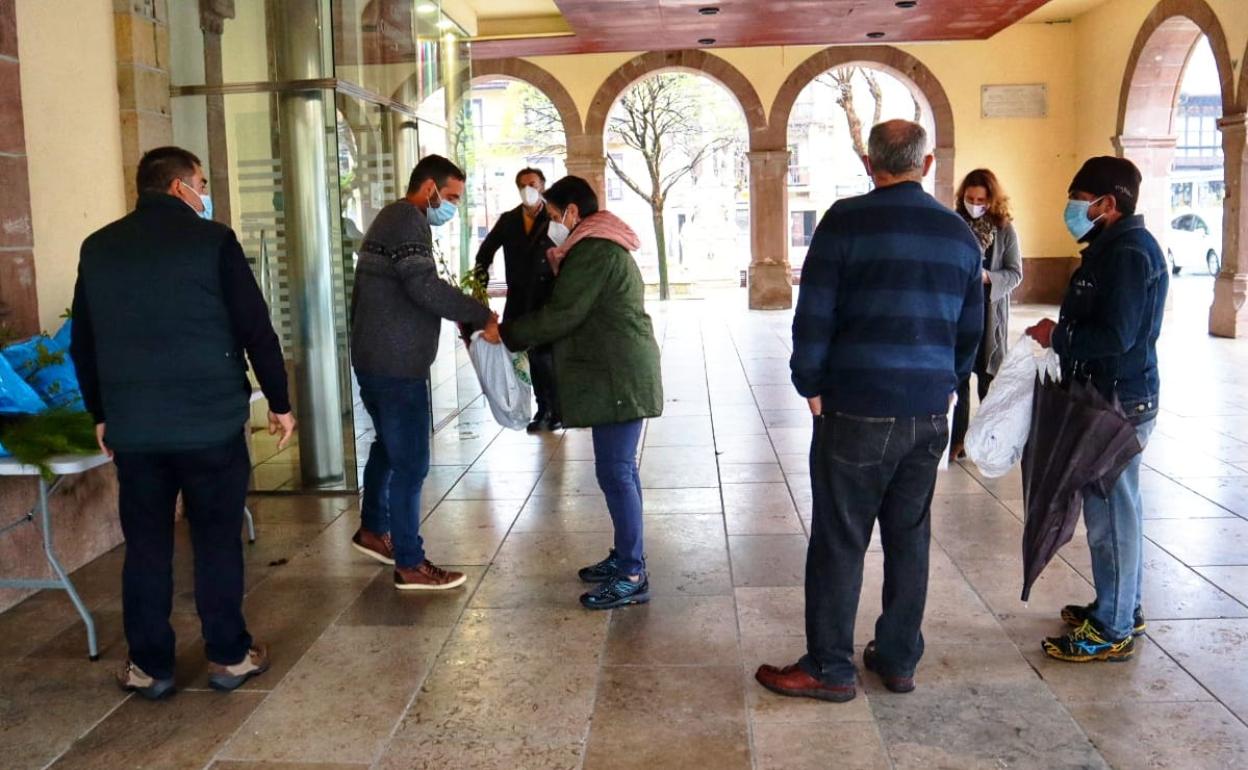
[{"xmin": 652, "ymin": 202, "xmax": 669, "ymax": 301}]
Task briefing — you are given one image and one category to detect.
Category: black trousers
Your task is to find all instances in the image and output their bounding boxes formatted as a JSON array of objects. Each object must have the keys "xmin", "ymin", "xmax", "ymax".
[
  {"xmin": 113, "ymin": 434, "xmax": 253, "ymax": 679},
  {"xmin": 800, "ymin": 412, "xmax": 946, "ymax": 684},
  {"xmin": 951, "ymin": 367, "xmax": 994, "ymax": 449},
  {"xmin": 529, "ymin": 344, "xmax": 560, "ymax": 420}
]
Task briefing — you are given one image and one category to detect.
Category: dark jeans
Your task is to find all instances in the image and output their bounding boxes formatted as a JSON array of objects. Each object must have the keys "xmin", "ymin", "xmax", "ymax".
[
  {"xmin": 357, "ymin": 373, "xmax": 431, "ymax": 568},
  {"xmin": 951, "ymin": 368, "xmax": 994, "ymax": 448},
  {"xmin": 114, "ymin": 434, "xmax": 253, "ymax": 680},
  {"xmin": 530, "ymin": 344, "xmax": 560, "ymax": 420},
  {"xmin": 800, "ymin": 412, "xmax": 947, "ymax": 684},
  {"xmin": 592, "ymin": 419, "xmax": 645, "ymax": 575}
]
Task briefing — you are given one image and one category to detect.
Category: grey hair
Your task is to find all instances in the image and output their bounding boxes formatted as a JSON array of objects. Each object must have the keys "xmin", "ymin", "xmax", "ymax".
[{"xmin": 867, "ymin": 120, "xmax": 929, "ymax": 176}]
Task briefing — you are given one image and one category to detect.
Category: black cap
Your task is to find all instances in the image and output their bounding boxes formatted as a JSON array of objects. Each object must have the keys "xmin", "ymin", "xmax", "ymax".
[{"xmin": 1069, "ymin": 156, "xmax": 1142, "ymax": 215}]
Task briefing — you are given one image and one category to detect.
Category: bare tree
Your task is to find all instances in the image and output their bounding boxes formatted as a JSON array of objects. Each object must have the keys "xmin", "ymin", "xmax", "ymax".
[
  {"xmin": 519, "ymin": 84, "xmax": 566, "ymax": 157},
  {"xmin": 862, "ymin": 69, "xmax": 885, "ymax": 128},
  {"xmin": 818, "ymin": 68, "xmax": 868, "ymax": 158},
  {"xmin": 607, "ymin": 74, "xmax": 732, "ymax": 300}
]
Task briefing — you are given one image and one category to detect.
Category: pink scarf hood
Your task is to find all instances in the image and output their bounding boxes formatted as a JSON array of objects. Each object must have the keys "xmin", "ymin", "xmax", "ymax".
[{"xmin": 546, "ymin": 210, "xmax": 641, "ymax": 274}]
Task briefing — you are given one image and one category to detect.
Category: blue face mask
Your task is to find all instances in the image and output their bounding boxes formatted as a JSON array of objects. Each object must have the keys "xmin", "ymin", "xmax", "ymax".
[
  {"xmin": 426, "ymin": 188, "xmax": 457, "ymax": 227},
  {"xmin": 180, "ymin": 179, "xmax": 213, "ymax": 220},
  {"xmin": 1063, "ymin": 197, "xmax": 1103, "ymax": 241}
]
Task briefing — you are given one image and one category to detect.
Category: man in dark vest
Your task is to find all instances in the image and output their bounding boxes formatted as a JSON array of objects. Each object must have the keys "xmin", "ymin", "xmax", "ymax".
[
  {"xmin": 70, "ymin": 146, "xmax": 295, "ymax": 700},
  {"xmin": 473, "ymin": 167, "xmax": 561, "ymax": 432}
]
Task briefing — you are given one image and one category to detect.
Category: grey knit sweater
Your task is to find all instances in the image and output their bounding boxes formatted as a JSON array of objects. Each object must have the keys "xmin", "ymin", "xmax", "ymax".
[{"xmin": 350, "ymin": 200, "xmax": 491, "ymax": 379}]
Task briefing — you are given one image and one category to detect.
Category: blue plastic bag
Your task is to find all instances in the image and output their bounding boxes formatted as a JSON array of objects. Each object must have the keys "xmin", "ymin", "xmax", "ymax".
[
  {"xmin": 0, "ymin": 352, "xmax": 46, "ymax": 414},
  {"xmin": 1, "ymin": 334, "xmax": 85, "ymax": 412}
]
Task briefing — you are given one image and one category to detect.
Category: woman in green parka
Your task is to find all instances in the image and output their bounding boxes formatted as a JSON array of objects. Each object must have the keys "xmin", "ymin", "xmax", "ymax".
[{"xmin": 500, "ymin": 176, "xmax": 662, "ymax": 610}]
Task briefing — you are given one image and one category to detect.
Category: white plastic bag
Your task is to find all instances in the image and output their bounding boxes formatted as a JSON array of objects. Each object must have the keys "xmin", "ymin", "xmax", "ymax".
[
  {"xmin": 467, "ymin": 332, "xmax": 533, "ymax": 430},
  {"xmin": 965, "ymin": 335, "xmax": 1061, "ymax": 478},
  {"xmin": 939, "ymin": 393, "xmax": 958, "ymax": 471}
]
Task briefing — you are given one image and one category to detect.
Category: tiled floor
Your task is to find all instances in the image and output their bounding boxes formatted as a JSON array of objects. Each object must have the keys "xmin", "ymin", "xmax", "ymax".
[{"xmin": 4, "ymin": 277, "xmax": 1248, "ymax": 769}]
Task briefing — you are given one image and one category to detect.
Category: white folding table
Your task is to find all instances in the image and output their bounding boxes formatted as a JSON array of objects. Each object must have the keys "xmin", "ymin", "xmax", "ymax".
[{"xmin": 0, "ymin": 453, "xmax": 112, "ymax": 660}]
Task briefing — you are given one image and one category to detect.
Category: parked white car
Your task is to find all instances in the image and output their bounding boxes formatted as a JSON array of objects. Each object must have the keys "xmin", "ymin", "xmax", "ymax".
[{"xmin": 1167, "ymin": 211, "xmax": 1222, "ymax": 275}]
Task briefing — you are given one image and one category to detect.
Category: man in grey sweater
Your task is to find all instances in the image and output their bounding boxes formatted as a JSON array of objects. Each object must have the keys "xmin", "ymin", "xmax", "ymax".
[{"xmin": 350, "ymin": 154, "xmax": 498, "ymax": 591}]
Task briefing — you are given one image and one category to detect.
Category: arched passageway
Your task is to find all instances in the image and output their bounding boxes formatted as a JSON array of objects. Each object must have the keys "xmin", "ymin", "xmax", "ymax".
[{"xmin": 1116, "ymin": 0, "xmax": 1243, "ymax": 337}]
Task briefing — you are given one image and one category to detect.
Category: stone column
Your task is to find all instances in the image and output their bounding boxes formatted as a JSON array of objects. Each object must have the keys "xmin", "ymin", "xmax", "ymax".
[
  {"xmin": 199, "ymin": 0, "xmax": 234, "ymax": 225},
  {"xmin": 565, "ymin": 152, "xmax": 606, "ymax": 204},
  {"xmin": 1114, "ymin": 134, "xmax": 1178, "ymax": 257},
  {"xmin": 933, "ymin": 145, "xmax": 955, "ymax": 208},
  {"xmin": 1212, "ymin": 114, "xmax": 1247, "ymax": 338},
  {"xmin": 0, "ymin": 0, "xmax": 37, "ymax": 338},
  {"xmin": 114, "ymin": 0, "xmax": 173, "ymax": 204},
  {"xmin": 747, "ymin": 149, "xmax": 792, "ymax": 310}
]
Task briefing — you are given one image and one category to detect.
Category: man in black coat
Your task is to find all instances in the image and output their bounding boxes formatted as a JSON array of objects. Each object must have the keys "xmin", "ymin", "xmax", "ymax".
[
  {"xmin": 474, "ymin": 167, "xmax": 561, "ymax": 432},
  {"xmin": 71, "ymin": 146, "xmax": 295, "ymax": 700}
]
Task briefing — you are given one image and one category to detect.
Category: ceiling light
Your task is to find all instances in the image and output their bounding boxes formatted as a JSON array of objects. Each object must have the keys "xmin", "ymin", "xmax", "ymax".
[
  {"xmin": 698, "ymin": 6, "xmax": 720, "ymax": 14},
  {"xmin": 895, "ymin": 1, "xmax": 917, "ymax": 7},
  {"xmin": 698, "ymin": 37, "xmax": 716, "ymax": 45},
  {"xmin": 416, "ymin": 2, "xmax": 437, "ymax": 14},
  {"xmin": 867, "ymin": 31, "xmax": 886, "ymax": 39}
]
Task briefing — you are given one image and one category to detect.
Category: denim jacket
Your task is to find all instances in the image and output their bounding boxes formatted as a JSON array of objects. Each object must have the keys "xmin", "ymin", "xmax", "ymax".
[{"xmin": 1051, "ymin": 215, "xmax": 1168, "ymax": 424}]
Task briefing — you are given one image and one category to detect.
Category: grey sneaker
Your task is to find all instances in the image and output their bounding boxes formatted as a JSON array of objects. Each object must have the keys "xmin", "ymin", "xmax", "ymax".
[
  {"xmin": 116, "ymin": 660, "xmax": 175, "ymax": 700},
  {"xmin": 208, "ymin": 644, "xmax": 271, "ymax": 692}
]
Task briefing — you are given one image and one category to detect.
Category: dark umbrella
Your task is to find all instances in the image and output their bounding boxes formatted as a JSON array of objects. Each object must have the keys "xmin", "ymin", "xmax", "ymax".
[{"xmin": 1019, "ymin": 374, "xmax": 1143, "ymax": 601}]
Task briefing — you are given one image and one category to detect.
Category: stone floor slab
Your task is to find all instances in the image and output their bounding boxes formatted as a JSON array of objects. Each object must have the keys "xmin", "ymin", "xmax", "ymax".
[
  {"xmin": 1069, "ymin": 701, "xmax": 1248, "ymax": 770},
  {"xmin": 220, "ymin": 625, "xmax": 445, "ymax": 765}
]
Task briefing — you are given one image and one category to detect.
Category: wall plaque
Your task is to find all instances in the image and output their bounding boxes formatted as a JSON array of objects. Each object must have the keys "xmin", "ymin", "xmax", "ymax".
[{"xmin": 981, "ymin": 84, "xmax": 1048, "ymax": 119}]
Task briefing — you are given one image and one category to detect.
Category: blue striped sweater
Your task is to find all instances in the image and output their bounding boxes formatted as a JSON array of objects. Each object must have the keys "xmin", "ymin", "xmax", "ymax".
[{"xmin": 790, "ymin": 181, "xmax": 984, "ymax": 418}]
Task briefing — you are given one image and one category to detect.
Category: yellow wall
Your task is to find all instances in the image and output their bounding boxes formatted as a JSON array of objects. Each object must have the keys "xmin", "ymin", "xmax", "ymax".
[{"xmin": 16, "ymin": 0, "xmax": 127, "ymax": 331}]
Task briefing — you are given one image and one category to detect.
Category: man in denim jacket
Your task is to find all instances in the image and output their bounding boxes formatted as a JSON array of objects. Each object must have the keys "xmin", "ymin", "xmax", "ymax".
[{"xmin": 1028, "ymin": 156, "xmax": 1168, "ymax": 662}]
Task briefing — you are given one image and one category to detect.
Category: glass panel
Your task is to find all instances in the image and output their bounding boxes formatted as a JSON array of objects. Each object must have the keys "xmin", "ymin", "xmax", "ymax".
[
  {"xmin": 173, "ymin": 88, "xmax": 357, "ymax": 492},
  {"xmin": 172, "ymin": 0, "xmax": 331, "ymax": 87},
  {"xmin": 334, "ymin": 0, "xmax": 443, "ymax": 104}
]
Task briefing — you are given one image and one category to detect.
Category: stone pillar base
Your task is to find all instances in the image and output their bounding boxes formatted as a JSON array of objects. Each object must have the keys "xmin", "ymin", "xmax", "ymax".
[
  {"xmin": 1209, "ymin": 272, "xmax": 1248, "ymax": 338},
  {"xmin": 748, "ymin": 263, "xmax": 793, "ymax": 310}
]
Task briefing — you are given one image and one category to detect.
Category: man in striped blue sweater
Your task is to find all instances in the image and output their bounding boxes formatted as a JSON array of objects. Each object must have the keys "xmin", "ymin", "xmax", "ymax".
[{"xmin": 756, "ymin": 120, "xmax": 984, "ymax": 703}]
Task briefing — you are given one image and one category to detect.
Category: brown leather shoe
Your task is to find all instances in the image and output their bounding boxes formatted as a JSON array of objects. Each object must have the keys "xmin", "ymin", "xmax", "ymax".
[
  {"xmin": 754, "ymin": 663, "xmax": 856, "ymax": 703},
  {"xmin": 394, "ymin": 560, "xmax": 467, "ymax": 591},
  {"xmin": 351, "ymin": 528, "xmax": 395, "ymax": 565},
  {"xmin": 863, "ymin": 641, "xmax": 916, "ymax": 693}
]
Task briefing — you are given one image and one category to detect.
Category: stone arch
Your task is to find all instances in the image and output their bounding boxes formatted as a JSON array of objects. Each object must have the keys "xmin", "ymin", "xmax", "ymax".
[
  {"xmin": 1115, "ymin": 0, "xmax": 1239, "ymax": 336},
  {"xmin": 470, "ymin": 58, "xmax": 589, "ymax": 156},
  {"xmin": 1117, "ymin": 0, "xmax": 1234, "ymax": 140},
  {"xmin": 584, "ymin": 50, "xmax": 768, "ymax": 151},
  {"xmin": 767, "ymin": 45, "xmax": 956, "ymax": 206}
]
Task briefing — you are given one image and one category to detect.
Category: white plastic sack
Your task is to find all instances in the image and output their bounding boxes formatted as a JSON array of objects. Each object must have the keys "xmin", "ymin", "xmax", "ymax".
[
  {"xmin": 938, "ymin": 393, "xmax": 958, "ymax": 471},
  {"xmin": 965, "ymin": 335, "xmax": 1061, "ymax": 478},
  {"xmin": 468, "ymin": 332, "xmax": 533, "ymax": 430}
]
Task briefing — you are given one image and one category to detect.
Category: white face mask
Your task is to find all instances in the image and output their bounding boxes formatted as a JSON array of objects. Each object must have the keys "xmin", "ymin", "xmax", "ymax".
[
  {"xmin": 965, "ymin": 201, "xmax": 987, "ymax": 220},
  {"xmin": 521, "ymin": 185, "xmax": 541, "ymax": 208},
  {"xmin": 547, "ymin": 209, "xmax": 571, "ymax": 247}
]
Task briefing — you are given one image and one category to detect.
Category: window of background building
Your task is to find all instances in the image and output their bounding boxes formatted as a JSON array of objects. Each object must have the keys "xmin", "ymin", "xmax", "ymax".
[
  {"xmin": 607, "ymin": 152, "xmax": 624, "ymax": 201},
  {"xmin": 790, "ymin": 210, "xmax": 816, "ymax": 247}
]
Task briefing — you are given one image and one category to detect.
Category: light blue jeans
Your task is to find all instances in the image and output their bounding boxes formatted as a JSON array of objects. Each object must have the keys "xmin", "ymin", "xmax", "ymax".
[{"xmin": 1086, "ymin": 419, "xmax": 1155, "ymax": 641}]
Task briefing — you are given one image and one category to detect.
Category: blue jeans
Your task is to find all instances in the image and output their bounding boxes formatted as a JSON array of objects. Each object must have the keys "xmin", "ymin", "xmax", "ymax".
[
  {"xmin": 357, "ymin": 373, "xmax": 431, "ymax": 568},
  {"xmin": 592, "ymin": 420, "xmax": 645, "ymax": 576},
  {"xmin": 1086, "ymin": 419, "xmax": 1155, "ymax": 640}
]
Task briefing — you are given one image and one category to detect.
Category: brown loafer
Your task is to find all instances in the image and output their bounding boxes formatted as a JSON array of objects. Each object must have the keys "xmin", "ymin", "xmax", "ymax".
[
  {"xmin": 863, "ymin": 641, "xmax": 916, "ymax": 693},
  {"xmin": 394, "ymin": 560, "xmax": 467, "ymax": 591},
  {"xmin": 351, "ymin": 528, "xmax": 395, "ymax": 565},
  {"xmin": 754, "ymin": 663, "xmax": 856, "ymax": 703}
]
